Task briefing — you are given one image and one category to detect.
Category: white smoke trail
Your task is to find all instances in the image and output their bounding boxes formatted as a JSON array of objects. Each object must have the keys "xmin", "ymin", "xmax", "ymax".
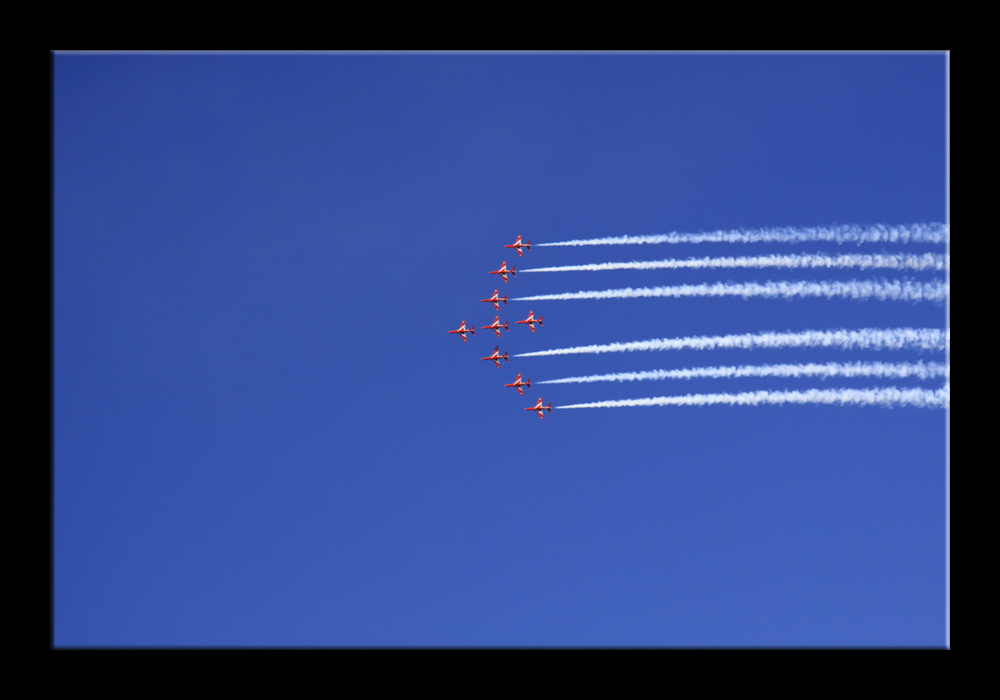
[
  {"xmin": 538, "ymin": 223, "xmax": 948, "ymax": 247},
  {"xmin": 513, "ymin": 279, "xmax": 948, "ymax": 303},
  {"xmin": 538, "ymin": 361, "xmax": 949, "ymax": 384},
  {"xmin": 515, "ymin": 327, "xmax": 948, "ymax": 358},
  {"xmin": 522, "ymin": 253, "xmax": 948, "ymax": 273},
  {"xmin": 557, "ymin": 386, "xmax": 950, "ymax": 410}
]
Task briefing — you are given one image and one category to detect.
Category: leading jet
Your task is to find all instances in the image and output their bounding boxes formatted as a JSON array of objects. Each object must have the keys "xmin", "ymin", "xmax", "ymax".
[
  {"xmin": 526, "ymin": 397, "xmax": 553, "ymax": 419},
  {"xmin": 504, "ymin": 235, "xmax": 531, "ymax": 257},
  {"xmin": 489, "ymin": 261, "xmax": 516, "ymax": 283},
  {"xmin": 481, "ymin": 289, "xmax": 508, "ymax": 310},
  {"xmin": 448, "ymin": 320, "xmax": 475, "ymax": 342},
  {"xmin": 482, "ymin": 346, "xmax": 509, "ymax": 368}
]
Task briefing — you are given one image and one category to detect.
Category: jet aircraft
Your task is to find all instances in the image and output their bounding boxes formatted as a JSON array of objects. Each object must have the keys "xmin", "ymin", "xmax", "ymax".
[
  {"xmin": 482, "ymin": 316, "xmax": 509, "ymax": 337},
  {"xmin": 482, "ymin": 346, "xmax": 509, "ymax": 368},
  {"xmin": 489, "ymin": 261, "xmax": 516, "ymax": 283},
  {"xmin": 526, "ymin": 397, "xmax": 553, "ymax": 419},
  {"xmin": 504, "ymin": 235, "xmax": 531, "ymax": 257},
  {"xmin": 516, "ymin": 310, "xmax": 543, "ymax": 332},
  {"xmin": 504, "ymin": 373, "xmax": 532, "ymax": 396},
  {"xmin": 448, "ymin": 320, "xmax": 475, "ymax": 342},
  {"xmin": 481, "ymin": 289, "xmax": 508, "ymax": 310}
]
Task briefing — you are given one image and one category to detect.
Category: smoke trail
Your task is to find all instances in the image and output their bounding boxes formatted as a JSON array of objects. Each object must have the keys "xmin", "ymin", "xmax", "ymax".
[
  {"xmin": 557, "ymin": 386, "xmax": 950, "ymax": 409},
  {"xmin": 537, "ymin": 224, "xmax": 948, "ymax": 247},
  {"xmin": 513, "ymin": 279, "xmax": 948, "ymax": 302},
  {"xmin": 522, "ymin": 253, "xmax": 948, "ymax": 273},
  {"xmin": 515, "ymin": 327, "xmax": 948, "ymax": 358},
  {"xmin": 538, "ymin": 361, "xmax": 949, "ymax": 384}
]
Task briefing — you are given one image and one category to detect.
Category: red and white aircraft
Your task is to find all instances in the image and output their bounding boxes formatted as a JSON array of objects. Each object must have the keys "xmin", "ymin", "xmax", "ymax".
[
  {"xmin": 481, "ymin": 289, "xmax": 508, "ymax": 310},
  {"xmin": 489, "ymin": 261, "xmax": 516, "ymax": 283},
  {"xmin": 526, "ymin": 397, "xmax": 553, "ymax": 419},
  {"xmin": 516, "ymin": 310, "xmax": 543, "ymax": 332},
  {"xmin": 504, "ymin": 373, "xmax": 532, "ymax": 396},
  {"xmin": 482, "ymin": 316, "xmax": 509, "ymax": 337},
  {"xmin": 482, "ymin": 346, "xmax": 509, "ymax": 368},
  {"xmin": 504, "ymin": 235, "xmax": 531, "ymax": 257},
  {"xmin": 448, "ymin": 320, "xmax": 475, "ymax": 342}
]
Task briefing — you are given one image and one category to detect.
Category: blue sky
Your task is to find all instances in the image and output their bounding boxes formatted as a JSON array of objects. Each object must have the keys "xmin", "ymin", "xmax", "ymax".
[{"xmin": 54, "ymin": 53, "xmax": 947, "ymax": 646}]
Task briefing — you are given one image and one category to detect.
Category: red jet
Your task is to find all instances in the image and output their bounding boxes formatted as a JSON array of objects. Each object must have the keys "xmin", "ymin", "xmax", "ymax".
[
  {"xmin": 482, "ymin": 346, "xmax": 509, "ymax": 368},
  {"xmin": 481, "ymin": 289, "xmax": 508, "ymax": 310},
  {"xmin": 526, "ymin": 397, "xmax": 553, "ymax": 419},
  {"xmin": 489, "ymin": 261, "xmax": 516, "ymax": 283},
  {"xmin": 448, "ymin": 320, "xmax": 475, "ymax": 342},
  {"xmin": 504, "ymin": 235, "xmax": 531, "ymax": 257},
  {"xmin": 504, "ymin": 373, "xmax": 532, "ymax": 396},
  {"xmin": 516, "ymin": 310, "xmax": 543, "ymax": 332},
  {"xmin": 482, "ymin": 316, "xmax": 509, "ymax": 337}
]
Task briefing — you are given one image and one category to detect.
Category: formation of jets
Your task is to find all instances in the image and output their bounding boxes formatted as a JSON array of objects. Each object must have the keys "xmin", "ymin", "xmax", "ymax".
[{"xmin": 450, "ymin": 237, "xmax": 551, "ymax": 419}]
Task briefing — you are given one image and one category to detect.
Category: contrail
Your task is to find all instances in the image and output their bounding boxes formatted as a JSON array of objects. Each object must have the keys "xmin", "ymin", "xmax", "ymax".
[
  {"xmin": 538, "ymin": 361, "xmax": 949, "ymax": 384},
  {"xmin": 537, "ymin": 223, "xmax": 948, "ymax": 247},
  {"xmin": 557, "ymin": 386, "xmax": 950, "ymax": 410},
  {"xmin": 513, "ymin": 279, "xmax": 948, "ymax": 303},
  {"xmin": 522, "ymin": 253, "xmax": 948, "ymax": 273},
  {"xmin": 515, "ymin": 327, "xmax": 948, "ymax": 358}
]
